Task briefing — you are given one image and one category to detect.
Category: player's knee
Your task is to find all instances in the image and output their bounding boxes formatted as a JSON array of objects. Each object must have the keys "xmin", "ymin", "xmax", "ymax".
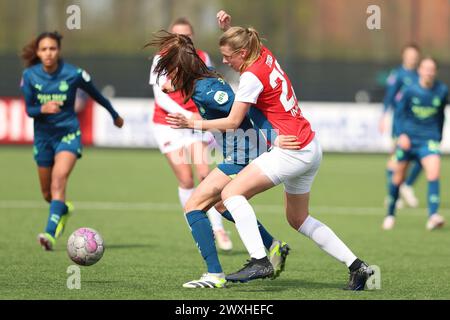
[
  {"xmin": 178, "ymin": 174, "xmax": 194, "ymax": 189},
  {"xmin": 41, "ymin": 190, "xmax": 51, "ymax": 203},
  {"xmin": 286, "ymin": 212, "xmax": 308, "ymax": 230},
  {"xmin": 184, "ymin": 197, "xmax": 199, "ymax": 213}
]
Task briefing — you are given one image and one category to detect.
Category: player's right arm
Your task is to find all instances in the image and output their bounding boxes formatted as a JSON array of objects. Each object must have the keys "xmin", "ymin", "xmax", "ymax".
[
  {"xmin": 21, "ymin": 71, "xmax": 61, "ymax": 117},
  {"xmin": 379, "ymin": 70, "xmax": 402, "ymax": 133},
  {"xmin": 217, "ymin": 10, "xmax": 232, "ymax": 31}
]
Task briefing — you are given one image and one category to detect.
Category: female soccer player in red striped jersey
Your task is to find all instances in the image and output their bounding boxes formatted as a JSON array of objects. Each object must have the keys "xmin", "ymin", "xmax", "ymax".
[
  {"xmin": 167, "ymin": 10, "xmax": 374, "ymax": 290},
  {"xmin": 148, "ymin": 17, "xmax": 233, "ymax": 251}
]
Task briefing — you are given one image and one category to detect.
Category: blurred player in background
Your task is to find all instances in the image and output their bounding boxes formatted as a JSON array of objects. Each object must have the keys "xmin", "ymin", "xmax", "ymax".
[
  {"xmin": 383, "ymin": 57, "xmax": 448, "ymax": 231},
  {"xmin": 20, "ymin": 31, "xmax": 124, "ymax": 250},
  {"xmin": 168, "ymin": 10, "xmax": 374, "ymax": 290},
  {"xmin": 380, "ymin": 44, "xmax": 421, "ymax": 212},
  {"xmin": 151, "ymin": 31, "xmax": 295, "ymax": 288},
  {"xmin": 149, "ymin": 18, "xmax": 233, "ymax": 251}
]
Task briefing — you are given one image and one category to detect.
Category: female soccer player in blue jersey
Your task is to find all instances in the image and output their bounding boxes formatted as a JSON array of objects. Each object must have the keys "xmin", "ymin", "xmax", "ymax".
[
  {"xmin": 150, "ymin": 31, "xmax": 296, "ymax": 288},
  {"xmin": 21, "ymin": 31, "xmax": 124, "ymax": 251},
  {"xmin": 385, "ymin": 57, "xmax": 448, "ymax": 230},
  {"xmin": 380, "ymin": 44, "xmax": 421, "ymax": 218}
]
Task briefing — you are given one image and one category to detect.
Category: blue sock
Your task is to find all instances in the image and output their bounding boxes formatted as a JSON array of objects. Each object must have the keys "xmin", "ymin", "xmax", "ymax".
[
  {"xmin": 405, "ymin": 160, "xmax": 422, "ymax": 186},
  {"xmin": 186, "ymin": 210, "xmax": 222, "ymax": 274},
  {"xmin": 45, "ymin": 200, "xmax": 68, "ymax": 237},
  {"xmin": 387, "ymin": 182, "xmax": 400, "ymax": 216},
  {"xmin": 222, "ymin": 210, "xmax": 274, "ymax": 250},
  {"xmin": 428, "ymin": 180, "xmax": 440, "ymax": 216},
  {"xmin": 386, "ymin": 168, "xmax": 393, "ymax": 189}
]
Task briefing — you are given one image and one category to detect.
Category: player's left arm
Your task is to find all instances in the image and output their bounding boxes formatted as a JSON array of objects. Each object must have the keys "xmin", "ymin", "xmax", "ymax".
[
  {"xmin": 77, "ymin": 69, "xmax": 123, "ymax": 128},
  {"xmin": 167, "ymin": 101, "xmax": 250, "ymax": 131}
]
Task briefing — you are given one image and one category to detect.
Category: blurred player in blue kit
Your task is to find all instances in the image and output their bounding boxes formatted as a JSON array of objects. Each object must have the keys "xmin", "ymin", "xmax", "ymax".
[
  {"xmin": 383, "ymin": 57, "xmax": 448, "ymax": 230},
  {"xmin": 380, "ymin": 44, "xmax": 422, "ymax": 219}
]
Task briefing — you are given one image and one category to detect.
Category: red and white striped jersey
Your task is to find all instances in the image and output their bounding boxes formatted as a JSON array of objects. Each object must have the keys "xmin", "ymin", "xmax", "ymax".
[{"xmin": 235, "ymin": 46, "xmax": 314, "ymax": 149}]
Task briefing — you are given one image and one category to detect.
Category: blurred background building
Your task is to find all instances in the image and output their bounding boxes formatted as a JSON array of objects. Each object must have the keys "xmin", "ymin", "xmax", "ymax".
[{"xmin": 0, "ymin": 0, "xmax": 449, "ymax": 101}]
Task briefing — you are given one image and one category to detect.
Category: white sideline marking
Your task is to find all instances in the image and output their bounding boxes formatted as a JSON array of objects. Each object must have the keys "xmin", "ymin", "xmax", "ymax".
[{"xmin": 0, "ymin": 200, "xmax": 448, "ymax": 216}]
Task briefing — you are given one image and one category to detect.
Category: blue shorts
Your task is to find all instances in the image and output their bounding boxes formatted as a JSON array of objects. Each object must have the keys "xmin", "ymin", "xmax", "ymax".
[
  {"xmin": 396, "ymin": 140, "xmax": 441, "ymax": 162},
  {"xmin": 217, "ymin": 163, "xmax": 247, "ymax": 178},
  {"xmin": 34, "ymin": 130, "xmax": 83, "ymax": 167}
]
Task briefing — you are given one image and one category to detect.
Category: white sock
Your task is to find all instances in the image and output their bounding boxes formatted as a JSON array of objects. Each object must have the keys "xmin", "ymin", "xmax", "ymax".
[
  {"xmin": 178, "ymin": 187, "xmax": 194, "ymax": 208},
  {"xmin": 207, "ymin": 207, "xmax": 224, "ymax": 231},
  {"xmin": 223, "ymin": 195, "xmax": 266, "ymax": 259},
  {"xmin": 298, "ymin": 215, "xmax": 357, "ymax": 267}
]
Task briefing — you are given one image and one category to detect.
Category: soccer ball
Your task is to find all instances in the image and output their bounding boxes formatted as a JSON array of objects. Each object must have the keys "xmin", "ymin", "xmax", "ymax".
[{"xmin": 67, "ymin": 227, "xmax": 104, "ymax": 266}]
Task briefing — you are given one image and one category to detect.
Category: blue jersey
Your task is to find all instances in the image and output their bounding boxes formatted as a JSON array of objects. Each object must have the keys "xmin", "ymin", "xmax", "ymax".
[
  {"xmin": 384, "ymin": 66, "xmax": 418, "ymax": 136},
  {"xmin": 384, "ymin": 66, "xmax": 418, "ymax": 113},
  {"xmin": 21, "ymin": 61, "xmax": 119, "ymax": 139},
  {"xmin": 192, "ymin": 76, "xmax": 272, "ymax": 165},
  {"xmin": 396, "ymin": 81, "xmax": 448, "ymax": 142}
]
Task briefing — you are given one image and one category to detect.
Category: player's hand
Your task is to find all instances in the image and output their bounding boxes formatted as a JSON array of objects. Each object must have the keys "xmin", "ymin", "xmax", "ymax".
[
  {"xmin": 397, "ymin": 134, "xmax": 411, "ymax": 151},
  {"xmin": 166, "ymin": 113, "xmax": 193, "ymax": 129},
  {"xmin": 378, "ymin": 114, "xmax": 389, "ymax": 134},
  {"xmin": 41, "ymin": 101, "xmax": 62, "ymax": 114},
  {"xmin": 217, "ymin": 10, "xmax": 231, "ymax": 31},
  {"xmin": 114, "ymin": 116, "xmax": 124, "ymax": 128},
  {"xmin": 274, "ymin": 135, "xmax": 301, "ymax": 150}
]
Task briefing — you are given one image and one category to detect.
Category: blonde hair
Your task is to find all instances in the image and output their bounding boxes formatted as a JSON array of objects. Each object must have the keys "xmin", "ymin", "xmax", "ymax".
[{"xmin": 219, "ymin": 26, "xmax": 262, "ymax": 72}]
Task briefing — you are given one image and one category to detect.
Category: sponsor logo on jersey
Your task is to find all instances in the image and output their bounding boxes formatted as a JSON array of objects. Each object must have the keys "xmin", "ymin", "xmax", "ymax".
[
  {"xmin": 387, "ymin": 73, "xmax": 397, "ymax": 85},
  {"xmin": 412, "ymin": 97, "xmax": 421, "ymax": 105},
  {"xmin": 59, "ymin": 80, "xmax": 69, "ymax": 92},
  {"xmin": 82, "ymin": 70, "xmax": 91, "ymax": 82},
  {"xmin": 265, "ymin": 55, "xmax": 273, "ymax": 68},
  {"xmin": 432, "ymin": 97, "xmax": 441, "ymax": 107},
  {"xmin": 214, "ymin": 91, "xmax": 229, "ymax": 105},
  {"xmin": 199, "ymin": 106, "xmax": 206, "ymax": 114},
  {"xmin": 34, "ymin": 83, "xmax": 43, "ymax": 91}
]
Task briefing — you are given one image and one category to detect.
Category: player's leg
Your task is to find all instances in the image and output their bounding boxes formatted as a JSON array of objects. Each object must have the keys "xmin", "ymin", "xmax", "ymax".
[
  {"xmin": 154, "ymin": 124, "xmax": 196, "ymax": 206},
  {"xmin": 421, "ymin": 154, "xmax": 444, "ymax": 230},
  {"xmin": 285, "ymin": 191, "xmax": 372, "ymax": 290},
  {"xmin": 37, "ymin": 166, "xmax": 52, "ymax": 203},
  {"xmin": 164, "ymin": 147, "xmax": 195, "ymax": 206},
  {"xmin": 182, "ymin": 168, "xmax": 231, "ymax": 288},
  {"xmin": 383, "ymin": 142, "xmax": 412, "ymax": 230},
  {"xmin": 189, "ymin": 136, "xmax": 232, "ymax": 250},
  {"xmin": 400, "ymin": 159, "xmax": 421, "ymax": 208},
  {"xmin": 221, "ymin": 161, "xmax": 278, "ymax": 282},
  {"xmin": 385, "ymin": 154, "xmax": 404, "ymax": 209}
]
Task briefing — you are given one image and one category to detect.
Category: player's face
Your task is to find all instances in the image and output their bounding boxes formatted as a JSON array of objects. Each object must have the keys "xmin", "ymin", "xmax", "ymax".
[
  {"xmin": 402, "ymin": 48, "xmax": 420, "ymax": 70},
  {"xmin": 36, "ymin": 37, "xmax": 60, "ymax": 68},
  {"xmin": 171, "ymin": 24, "xmax": 193, "ymax": 39},
  {"xmin": 418, "ymin": 59, "xmax": 437, "ymax": 86},
  {"xmin": 220, "ymin": 45, "xmax": 245, "ymax": 72}
]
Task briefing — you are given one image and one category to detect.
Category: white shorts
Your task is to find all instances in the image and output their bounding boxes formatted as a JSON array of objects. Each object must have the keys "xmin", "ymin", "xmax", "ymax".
[
  {"xmin": 252, "ymin": 136, "xmax": 322, "ymax": 194},
  {"xmin": 153, "ymin": 123, "xmax": 214, "ymax": 154}
]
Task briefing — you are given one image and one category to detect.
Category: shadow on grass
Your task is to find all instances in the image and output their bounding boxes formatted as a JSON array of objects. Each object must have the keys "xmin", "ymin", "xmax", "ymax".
[
  {"xmin": 228, "ymin": 278, "xmax": 342, "ymax": 292},
  {"xmin": 106, "ymin": 243, "xmax": 154, "ymax": 250},
  {"xmin": 218, "ymin": 249, "xmax": 249, "ymax": 256}
]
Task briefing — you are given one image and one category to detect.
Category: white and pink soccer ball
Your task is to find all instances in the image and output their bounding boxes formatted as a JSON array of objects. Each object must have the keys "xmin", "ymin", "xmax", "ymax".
[{"xmin": 67, "ymin": 228, "xmax": 104, "ymax": 266}]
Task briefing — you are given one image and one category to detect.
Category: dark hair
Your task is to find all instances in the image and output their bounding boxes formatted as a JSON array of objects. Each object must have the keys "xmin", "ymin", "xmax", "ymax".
[
  {"xmin": 402, "ymin": 42, "xmax": 421, "ymax": 54},
  {"xmin": 144, "ymin": 31, "xmax": 220, "ymax": 103},
  {"xmin": 170, "ymin": 17, "xmax": 194, "ymax": 35},
  {"xmin": 21, "ymin": 31, "xmax": 63, "ymax": 67}
]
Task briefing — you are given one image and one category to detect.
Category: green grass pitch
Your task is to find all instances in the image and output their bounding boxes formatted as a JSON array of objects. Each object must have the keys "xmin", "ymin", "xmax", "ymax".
[{"xmin": 1, "ymin": 146, "xmax": 449, "ymax": 299}]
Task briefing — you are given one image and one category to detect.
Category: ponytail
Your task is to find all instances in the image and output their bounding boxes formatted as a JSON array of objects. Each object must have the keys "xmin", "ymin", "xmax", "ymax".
[{"xmin": 219, "ymin": 26, "xmax": 262, "ymax": 72}]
